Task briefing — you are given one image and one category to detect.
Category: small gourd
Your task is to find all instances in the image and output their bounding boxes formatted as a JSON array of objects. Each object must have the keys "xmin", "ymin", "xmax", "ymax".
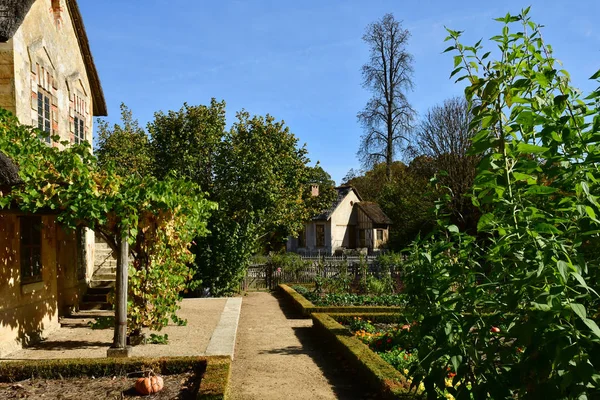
[{"xmin": 134, "ymin": 370, "xmax": 164, "ymax": 395}]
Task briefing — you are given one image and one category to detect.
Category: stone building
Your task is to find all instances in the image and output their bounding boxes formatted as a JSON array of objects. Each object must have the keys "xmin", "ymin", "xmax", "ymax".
[
  {"xmin": 0, "ymin": 0, "xmax": 106, "ymax": 357},
  {"xmin": 286, "ymin": 186, "xmax": 392, "ymax": 255}
]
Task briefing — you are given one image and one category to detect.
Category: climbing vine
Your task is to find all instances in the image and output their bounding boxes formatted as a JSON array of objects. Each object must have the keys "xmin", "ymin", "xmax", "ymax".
[{"xmin": 0, "ymin": 109, "xmax": 216, "ymax": 335}]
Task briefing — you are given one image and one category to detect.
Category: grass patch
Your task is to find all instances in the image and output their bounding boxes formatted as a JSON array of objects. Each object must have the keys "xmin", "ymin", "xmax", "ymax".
[{"xmin": 312, "ymin": 313, "xmax": 421, "ymax": 399}]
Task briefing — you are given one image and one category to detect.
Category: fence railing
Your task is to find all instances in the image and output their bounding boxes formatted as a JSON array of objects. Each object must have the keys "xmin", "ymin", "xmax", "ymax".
[{"xmin": 241, "ymin": 257, "xmax": 400, "ymax": 291}]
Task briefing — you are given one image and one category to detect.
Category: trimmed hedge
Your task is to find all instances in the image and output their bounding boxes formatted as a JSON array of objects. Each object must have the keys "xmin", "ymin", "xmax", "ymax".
[
  {"xmin": 311, "ymin": 313, "xmax": 421, "ymax": 399},
  {"xmin": 278, "ymin": 284, "xmax": 404, "ymax": 317},
  {"xmin": 198, "ymin": 357, "xmax": 231, "ymax": 400},
  {"xmin": 0, "ymin": 356, "xmax": 231, "ymax": 399}
]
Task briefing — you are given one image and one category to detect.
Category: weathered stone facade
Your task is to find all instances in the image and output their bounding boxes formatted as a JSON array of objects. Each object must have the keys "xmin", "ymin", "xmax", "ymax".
[
  {"xmin": 0, "ymin": 0, "xmax": 99, "ymax": 146},
  {"xmin": 0, "ymin": 0, "xmax": 106, "ymax": 357}
]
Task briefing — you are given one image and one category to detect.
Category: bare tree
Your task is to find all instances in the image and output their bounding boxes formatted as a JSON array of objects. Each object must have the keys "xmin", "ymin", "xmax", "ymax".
[
  {"xmin": 357, "ymin": 13, "xmax": 415, "ymax": 180},
  {"xmin": 415, "ymin": 96, "xmax": 480, "ymax": 228}
]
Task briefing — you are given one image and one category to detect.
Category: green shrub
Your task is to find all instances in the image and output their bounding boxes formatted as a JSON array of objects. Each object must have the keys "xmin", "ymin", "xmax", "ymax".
[{"xmin": 401, "ymin": 10, "xmax": 600, "ymax": 398}]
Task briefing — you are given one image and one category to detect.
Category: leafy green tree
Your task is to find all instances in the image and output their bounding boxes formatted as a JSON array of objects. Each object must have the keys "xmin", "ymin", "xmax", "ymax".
[
  {"xmin": 402, "ymin": 10, "xmax": 600, "ymax": 398},
  {"xmin": 149, "ymin": 99, "xmax": 226, "ymax": 191},
  {"xmin": 95, "ymin": 103, "xmax": 152, "ymax": 177},
  {"xmin": 147, "ymin": 104, "xmax": 324, "ymax": 294}
]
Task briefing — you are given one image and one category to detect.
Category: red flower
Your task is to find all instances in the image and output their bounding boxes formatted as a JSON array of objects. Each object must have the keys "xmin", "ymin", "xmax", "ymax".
[{"xmin": 490, "ymin": 326, "xmax": 501, "ymax": 333}]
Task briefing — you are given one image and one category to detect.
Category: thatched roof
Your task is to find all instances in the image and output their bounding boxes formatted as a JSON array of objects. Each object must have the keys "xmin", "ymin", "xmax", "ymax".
[
  {"xmin": 313, "ymin": 186, "xmax": 363, "ymax": 221},
  {"xmin": 355, "ymin": 201, "xmax": 393, "ymax": 225},
  {"xmin": 0, "ymin": 0, "xmax": 107, "ymax": 116},
  {"xmin": 0, "ymin": 0, "xmax": 36, "ymax": 42},
  {"xmin": 0, "ymin": 151, "xmax": 22, "ymax": 187}
]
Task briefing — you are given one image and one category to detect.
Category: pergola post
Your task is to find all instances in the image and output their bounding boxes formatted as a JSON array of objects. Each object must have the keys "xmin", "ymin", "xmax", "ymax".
[{"xmin": 107, "ymin": 232, "xmax": 132, "ymax": 357}]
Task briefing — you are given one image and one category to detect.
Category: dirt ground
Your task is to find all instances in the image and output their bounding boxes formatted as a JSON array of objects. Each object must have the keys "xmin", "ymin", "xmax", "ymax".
[
  {"xmin": 3, "ymin": 299, "xmax": 227, "ymax": 360},
  {"xmin": 0, "ymin": 372, "xmax": 200, "ymax": 399},
  {"xmin": 229, "ymin": 291, "xmax": 376, "ymax": 400}
]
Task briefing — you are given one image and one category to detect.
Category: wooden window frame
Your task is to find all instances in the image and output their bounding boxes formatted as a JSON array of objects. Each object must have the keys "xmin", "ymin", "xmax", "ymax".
[
  {"xmin": 37, "ymin": 87, "xmax": 52, "ymax": 143},
  {"xmin": 74, "ymin": 114, "xmax": 85, "ymax": 144},
  {"xmin": 377, "ymin": 229, "xmax": 384, "ymax": 241},
  {"xmin": 20, "ymin": 216, "xmax": 43, "ymax": 284}
]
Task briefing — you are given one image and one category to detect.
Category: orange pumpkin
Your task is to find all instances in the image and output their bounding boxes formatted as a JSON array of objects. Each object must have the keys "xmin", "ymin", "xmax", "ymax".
[{"xmin": 135, "ymin": 374, "xmax": 164, "ymax": 395}]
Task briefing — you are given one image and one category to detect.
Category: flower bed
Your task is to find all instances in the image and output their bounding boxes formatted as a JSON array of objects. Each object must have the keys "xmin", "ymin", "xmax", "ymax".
[
  {"xmin": 293, "ymin": 285, "xmax": 405, "ymax": 306},
  {"xmin": 278, "ymin": 284, "xmax": 403, "ymax": 316},
  {"xmin": 343, "ymin": 316, "xmax": 466, "ymax": 399},
  {"xmin": 310, "ymin": 313, "xmax": 418, "ymax": 399}
]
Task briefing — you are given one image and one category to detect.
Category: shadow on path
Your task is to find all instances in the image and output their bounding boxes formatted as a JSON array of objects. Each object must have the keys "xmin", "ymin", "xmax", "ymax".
[
  {"xmin": 269, "ymin": 291, "xmax": 378, "ymax": 399},
  {"xmin": 272, "ymin": 289, "xmax": 307, "ymax": 320}
]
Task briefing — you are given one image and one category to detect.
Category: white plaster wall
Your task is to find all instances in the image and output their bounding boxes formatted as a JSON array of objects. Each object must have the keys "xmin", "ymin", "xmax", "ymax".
[{"xmin": 329, "ymin": 190, "xmax": 360, "ymax": 251}]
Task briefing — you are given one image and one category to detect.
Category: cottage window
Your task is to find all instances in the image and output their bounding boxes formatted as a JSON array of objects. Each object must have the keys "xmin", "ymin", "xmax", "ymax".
[
  {"xmin": 74, "ymin": 116, "xmax": 85, "ymax": 144},
  {"xmin": 377, "ymin": 229, "xmax": 383, "ymax": 241},
  {"xmin": 316, "ymin": 225, "xmax": 325, "ymax": 248},
  {"xmin": 20, "ymin": 216, "xmax": 42, "ymax": 284},
  {"xmin": 37, "ymin": 88, "xmax": 51, "ymax": 143}
]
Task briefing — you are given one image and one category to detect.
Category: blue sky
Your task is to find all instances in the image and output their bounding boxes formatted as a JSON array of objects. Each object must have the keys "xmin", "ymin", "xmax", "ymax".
[{"xmin": 80, "ymin": 1, "xmax": 600, "ymax": 185}]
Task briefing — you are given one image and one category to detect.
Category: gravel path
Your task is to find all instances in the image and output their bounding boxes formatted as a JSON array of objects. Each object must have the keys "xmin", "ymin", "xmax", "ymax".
[
  {"xmin": 4, "ymin": 298, "xmax": 227, "ymax": 360},
  {"xmin": 229, "ymin": 291, "xmax": 375, "ymax": 400}
]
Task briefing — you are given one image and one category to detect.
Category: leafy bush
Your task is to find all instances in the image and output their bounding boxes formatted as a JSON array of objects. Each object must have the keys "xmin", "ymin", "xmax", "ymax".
[
  {"xmin": 401, "ymin": 9, "xmax": 600, "ymax": 398},
  {"xmin": 376, "ymin": 252, "xmax": 404, "ymax": 274},
  {"xmin": 270, "ymin": 252, "xmax": 311, "ymax": 280},
  {"xmin": 0, "ymin": 110, "xmax": 216, "ymax": 335}
]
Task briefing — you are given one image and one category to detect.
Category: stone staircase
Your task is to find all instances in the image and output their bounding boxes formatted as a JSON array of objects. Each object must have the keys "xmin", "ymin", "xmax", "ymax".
[{"xmin": 60, "ymin": 236, "xmax": 116, "ymax": 328}]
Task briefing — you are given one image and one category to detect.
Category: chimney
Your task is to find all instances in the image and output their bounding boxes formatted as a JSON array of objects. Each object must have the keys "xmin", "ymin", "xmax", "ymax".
[{"xmin": 311, "ymin": 184, "xmax": 319, "ymax": 197}]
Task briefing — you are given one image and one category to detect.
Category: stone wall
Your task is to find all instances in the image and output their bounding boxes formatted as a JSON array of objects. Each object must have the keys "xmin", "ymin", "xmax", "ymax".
[
  {"xmin": 10, "ymin": 0, "xmax": 94, "ymax": 147},
  {"xmin": 0, "ymin": 0, "xmax": 99, "ymax": 355},
  {"xmin": 0, "ymin": 214, "xmax": 61, "ymax": 357}
]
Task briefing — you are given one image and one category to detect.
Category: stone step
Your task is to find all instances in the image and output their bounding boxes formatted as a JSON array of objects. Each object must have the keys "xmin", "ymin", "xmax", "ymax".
[
  {"xmin": 60, "ymin": 317, "xmax": 97, "ymax": 328},
  {"xmin": 73, "ymin": 309, "xmax": 114, "ymax": 316},
  {"xmin": 93, "ymin": 266, "xmax": 116, "ymax": 275},
  {"xmin": 83, "ymin": 293, "xmax": 109, "ymax": 303},
  {"xmin": 94, "ymin": 264, "xmax": 117, "ymax": 272},
  {"xmin": 86, "ymin": 287, "xmax": 112, "ymax": 295},
  {"xmin": 79, "ymin": 301, "xmax": 112, "ymax": 311},
  {"xmin": 95, "ymin": 251, "xmax": 116, "ymax": 261},
  {"xmin": 95, "ymin": 258, "xmax": 117, "ymax": 265},
  {"xmin": 60, "ymin": 310, "xmax": 114, "ymax": 328},
  {"xmin": 92, "ymin": 274, "xmax": 117, "ymax": 281},
  {"xmin": 89, "ymin": 280, "xmax": 116, "ymax": 289}
]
